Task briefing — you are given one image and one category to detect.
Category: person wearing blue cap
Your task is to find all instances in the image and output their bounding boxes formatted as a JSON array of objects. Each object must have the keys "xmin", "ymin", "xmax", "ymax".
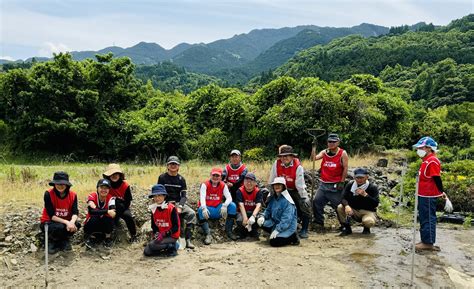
[
  {"xmin": 413, "ymin": 136, "xmax": 447, "ymax": 252},
  {"xmin": 337, "ymin": 168, "xmax": 379, "ymax": 236},
  {"xmin": 235, "ymin": 173, "xmax": 264, "ymax": 239},
  {"xmin": 84, "ymin": 179, "xmax": 117, "ymax": 249},
  {"xmin": 144, "ymin": 184, "xmax": 180, "ymax": 257}
]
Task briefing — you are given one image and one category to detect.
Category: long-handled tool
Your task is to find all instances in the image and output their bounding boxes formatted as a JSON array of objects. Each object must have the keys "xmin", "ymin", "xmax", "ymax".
[
  {"xmin": 44, "ymin": 222, "xmax": 49, "ymax": 287},
  {"xmin": 306, "ymin": 128, "xmax": 326, "ymax": 202},
  {"xmin": 410, "ymin": 173, "xmax": 419, "ymax": 286},
  {"xmin": 396, "ymin": 160, "xmax": 407, "ymax": 230}
]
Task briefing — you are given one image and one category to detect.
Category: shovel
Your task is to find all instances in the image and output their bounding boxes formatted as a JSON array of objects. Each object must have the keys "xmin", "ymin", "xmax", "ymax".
[
  {"xmin": 306, "ymin": 128, "xmax": 326, "ymax": 202},
  {"xmin": 44, "ymin": 222, "xmax": 49, "ymax": 287}
]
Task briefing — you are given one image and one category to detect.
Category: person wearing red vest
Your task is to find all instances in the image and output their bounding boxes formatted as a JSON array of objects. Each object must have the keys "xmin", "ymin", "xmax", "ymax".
[
  {"xmin": 236, "ymin": 173, "xmax": 263, "ymax": 239},
  {"xmin": 268, "ymin": 145, "xmax": 311, "ymax": 238},
  {"xmin": 84, "ymin": 179, "xmax": 117, "ymax": 249},
  {"xmin": 103, "ymin": 163, "xmax": 137, "ymax": 243},
  {"xmin": 198, "ymin": 168, "xmax": 238, "ymax": 245},
  {"xmin": 312, "ymin": 133, "xmax": 349, "ymax": 231},
  {"xmin": 40, "ymin": 171, "xmax": 80, "ymax": 254},
  {"xmin": 222, "ymin": 149, "xmax": 248, "ymax": 206},
  {"xmin": 413, "ymin": 136, "xmax": 447, "ymax": 252},
  {"xmin": 144, "ymin": 184, "xmax": 180, "ymax": 257}
]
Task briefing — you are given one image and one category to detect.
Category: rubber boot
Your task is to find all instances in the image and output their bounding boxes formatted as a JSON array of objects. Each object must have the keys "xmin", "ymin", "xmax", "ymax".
[
  {"xmin": 185, "ymin": 225, "xmax": 195, "ymax": 249},
  {"xmin": 166, "ymin": 243, "xmax": 178, "ymax": 257},
  {"xmin": 225, "ymin": 218, "xmax": 238, "ymax": 241},
  {"xmin": 201, "ymin": 222, "xmax": 212, "ymax": 245},
  {"xmin": 298, "ymin": 216, "xmax": 310, "ymax": 239},
  {"xmin": 339, "ymin": 224, "xmax": 352, "ymax": 236}
]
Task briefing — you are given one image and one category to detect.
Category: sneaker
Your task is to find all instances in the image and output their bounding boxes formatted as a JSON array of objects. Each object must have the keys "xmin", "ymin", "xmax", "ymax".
[
  {"xmin": 204, "ymin": 234, "xmax": 212, "ymax": 245},
  {"xmin": 104, "ymin": 238, "xmax": 114, "ymax": 249},
  {"xmin": 166, "ymin": 247, "xmax": 178, "ymax": 257},
  {"xmin": 298, "ymin": 230, "xmax": 309, "ymax": 239},
  {"xmin": 415, "ymin": 242, "xmax": 440, "ymax": 252},
  {"xmin": 362, "ymin": 227, "xmax": 371, "ymax": 235},
  {"xmin": 291, "ymin": 235, "xmax": 300, "ymax": 246},
  {"xmin": 227, "ymin": 231, "xmax": 238, "ymax": 241},
  {"xmin": 85, "ymin": 238, "xmax": 96, "ymax": 250},
  {"xmin": 47, "ymin": 241, "xmax": 58, "ymax": 254}
]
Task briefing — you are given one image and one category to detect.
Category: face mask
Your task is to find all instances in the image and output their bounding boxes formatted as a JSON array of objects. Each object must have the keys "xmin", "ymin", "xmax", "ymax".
[{"xmin": 416, "ymin": 149, "xmax": 427, "ymax": 158}]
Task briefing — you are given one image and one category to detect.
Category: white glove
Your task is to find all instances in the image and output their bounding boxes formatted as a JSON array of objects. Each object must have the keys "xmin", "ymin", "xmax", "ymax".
[
  {"xmin": 257, "ymin": 216, "xmax": 265, "ymax": 227},
  {"xmin": 246, "ymin": 223, "xmax": 252, "ymax": 232},
  {"xmin": 248, "ymin": 215, "xmax": 256, "ymax": 225},
  {"xmin": 444, "ymin": 198, "xmax": 453, "ymax": 213},
  {"xmin": 220, "ymin": 205, "xmax": 228, "ymax": 219},
  {"xmin": 160, "ymin": 202, "xmax": 168, "ymax": 209},
  {"xmin": 202, "ymin": 207, "xmax": 210, "ymax": 220},
  {"xmin": 270, "ymin": 230, "xmax": 279, "ymax": 239}
]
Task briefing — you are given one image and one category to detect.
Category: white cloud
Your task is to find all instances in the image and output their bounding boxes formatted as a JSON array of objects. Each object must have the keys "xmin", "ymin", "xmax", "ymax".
[
  {"xmin": 0, "ymin": 55, "xmax": 15, "ymax": 61},
  {"xmin": 38, "ymin": 42, "xmax": 71, "ymax": 57}
]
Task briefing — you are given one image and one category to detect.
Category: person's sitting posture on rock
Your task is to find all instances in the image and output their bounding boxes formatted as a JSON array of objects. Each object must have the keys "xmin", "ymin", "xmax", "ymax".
[
  {"xmin": 158, "ymin": 156, "xmax": 196, "ymax": 249},
  {"xmin": 337, "ymin": 168, "xmax": 379, "ymax": 236},
  {"xmin": 222, "ymin": 149, "xmax": 248, "ymax": 207},
  {"xmin": 260, "ymin": 177, "xmax": 299, "ymax": 247},
  {"xmin": 268, "ymin": 145, "xmax": 311, "ymax": 239},
  {"xmin": 84, "ymin": 179, "xmax": 117, "ymax": 249},
  {"xmin": 236, "ymin": 173, "xmax": 263, "ymax": 239},
  {"xmin": 103, "ymin": 163, "xmax": 137, "ymax": 243},
  {"xmin": 40, "ymin": 171, "xmax": 80, "ymax": 254},
  {"xmin": 144, "ymin": 184, "xmax": 180, "ymax": 257},
  {"xmin": 197, "ymin": 168, "xmax": 238, "ymax": 245}
]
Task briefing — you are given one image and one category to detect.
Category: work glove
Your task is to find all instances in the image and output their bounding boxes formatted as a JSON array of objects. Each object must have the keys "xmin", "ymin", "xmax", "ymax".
[
  {"xmin": 246, "ymin": 223, "xmax": 252, "ymax": 232},
  {"xmin": 248, "ymin": 215, "xmax": 256, "ymax": 225},
  {"xmin": 444, "ymin": 197, "xmax": 453, "ymax": 213},
  {"xmin": 220, "ymin": 205, "xmax": 228, "ymax": 219},
  {"xmin": 257, "ymin": 216, "xmax": 265, "ymax": 227},
  {"xmin": 201, "ymin": 207, "xmax": 210, "ymax": 220},
  {"xmin": 270, "ymin": 230, "xmax": 279, "ymax": 239},
  {"xmin": 301, "ymin": 198, "xmax": 311, "ymax": 210},
  {"xmin": 153, "ymin": 232, "xmax": 164, "ymax": 244}
]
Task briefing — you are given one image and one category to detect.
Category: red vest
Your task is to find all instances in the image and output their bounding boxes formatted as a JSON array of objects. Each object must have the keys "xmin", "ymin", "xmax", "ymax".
[
  {"xmin": 238, "ymin": 186, "xmax": 259, "ymax": 212},
  {"xmin": 40, "ymin": 189, "xmax": 77, "ymax": 223},
  {"xmin": 418, "ymin": 154, "xmax": 442, "ymax": 197},
  {"xmin": 84, "ymin": 192, "xmax": 115, "ymax": 223},
  {"xmin": 225, "ymin": 163, "xmax": 246, "ymax": 183},
  {"xmin": 276, "ymin": 158, "xmax": 301, "ymax": 190},
  {"xmin": 109, "ymin": 180, "xmax": 129, "ymax": 200},
  {"xmin": 320, "ymin": 148, "xmax": 345, "ymax": 183},
  {"xmin": 152, "ymin": 203, "xmax": 180, "ymax": 239},
  {"xmin": 199, "ymin": 180, "xmax": 225, "ymax": 207}
]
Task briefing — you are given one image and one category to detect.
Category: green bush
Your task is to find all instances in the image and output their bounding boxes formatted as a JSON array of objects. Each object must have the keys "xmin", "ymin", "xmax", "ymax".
[{"xmin": 243, "ymin": 147, "xmax": 266, "ymax": 162}]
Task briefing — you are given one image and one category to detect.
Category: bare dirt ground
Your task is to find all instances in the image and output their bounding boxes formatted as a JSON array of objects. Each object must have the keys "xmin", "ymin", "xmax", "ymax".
[{"xmin": 1, "ymin": 224, "xmax": 473, "ymax": 288}]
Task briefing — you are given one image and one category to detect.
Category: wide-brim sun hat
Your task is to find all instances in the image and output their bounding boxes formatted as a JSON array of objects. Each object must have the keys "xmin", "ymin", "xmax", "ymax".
[
  {"xmin": 413, "ymin": 136, "xmax": 438, "ymax": 151},
  {"xmin": 49, "ymin": 171, "xmax": 72, "ymax": 187},
  {"xmin": 278, "ymin": 145, "xmax": 297, "ymax": 157},
  {"xmin": 270, "ymin": 177, "xmax": 287, "ymax": 186},
  {"xmin": 103, "ymin": 163, "xmax": 124, "ymax": 177},
  {"xmin": 149, "ymin": 184, "xmax": 168, "ymax": 198}
]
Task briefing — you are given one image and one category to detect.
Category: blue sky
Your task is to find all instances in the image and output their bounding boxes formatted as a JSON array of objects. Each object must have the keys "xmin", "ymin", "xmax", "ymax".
[{"xmin": 1, "ymin": 0, "xmax": 472, "ymax": 60}]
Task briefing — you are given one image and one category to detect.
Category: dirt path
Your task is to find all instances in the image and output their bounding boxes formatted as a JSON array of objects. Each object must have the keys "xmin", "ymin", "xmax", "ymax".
[{"xmin": 1, "ymin": 226, "xmax": 473, "ymax": 288}]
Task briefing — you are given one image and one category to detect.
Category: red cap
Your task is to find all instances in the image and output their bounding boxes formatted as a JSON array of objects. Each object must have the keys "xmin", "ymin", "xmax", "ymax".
[{"xmin": 210, "ymin": 168, "xmax": 222, "ymax": 176}]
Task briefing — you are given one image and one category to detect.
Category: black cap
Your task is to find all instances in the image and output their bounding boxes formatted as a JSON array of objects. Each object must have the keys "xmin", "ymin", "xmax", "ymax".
[
  {"xmin": 49, "ymin": 171, "xmax": 72, "ymax": 187},
  {"xmin": 353, "ymin": 168, "xmax": 368, "ymax": 177},
  {"xmin": 166, "ymin": 156, "xmax": 180, "ymax": 165},
  {"xmin": 97, "ymin": 178, "xmax": 111, "ymax": 188},
  {"xmin": 327, "ymin": 133, "xmax": 340, "ymax": 142},
  {"xmin": 244, "ymin": 173, "xmax": 257, "ymax": 181}
]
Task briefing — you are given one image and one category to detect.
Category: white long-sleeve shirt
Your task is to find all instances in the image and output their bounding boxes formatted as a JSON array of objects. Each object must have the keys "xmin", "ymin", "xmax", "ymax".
[
  {"xmin": 199, "ymin": 182, "xmax": 232, "ymax": 208},
  {"xmin": 268, "ymin": 160, "xmax": 308, "ymax": 198}
]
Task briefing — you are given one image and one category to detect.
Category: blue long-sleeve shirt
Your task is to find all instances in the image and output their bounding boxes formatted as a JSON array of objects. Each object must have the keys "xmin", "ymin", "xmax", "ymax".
[{"xmin": 263, "ymin": 190, "xmax": 297, "ymax": 238}]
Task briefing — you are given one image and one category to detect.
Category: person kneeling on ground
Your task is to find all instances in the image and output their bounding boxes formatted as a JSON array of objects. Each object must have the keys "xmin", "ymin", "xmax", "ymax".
[
  {"xmin": 236, "ymin": 173, "xmax": 263, "ymax": 239},
  {"xmin": 198, "ymin": 168, "xmax": 238, "ymax": 245},
  {"xmin": 40, "ymin": 171, "xmax": 81, "ymax": 254},
  {"xmin": 144, "ymin": 184, "xmax": 180, "ymax": 257},
  {"xmin": 103, "ymin": 163, "xmax": 137, "ymax": 243},
  {"xmin": 84, "ymin": 179, "xmax": 117, "ymax": 249},
  {"xmin": 260, "ymin": 177, "xmax": 299, "ymax": 247},
  {"xmin": 337, "ymin": 168, "xmax": 379, "ymax": 236}
]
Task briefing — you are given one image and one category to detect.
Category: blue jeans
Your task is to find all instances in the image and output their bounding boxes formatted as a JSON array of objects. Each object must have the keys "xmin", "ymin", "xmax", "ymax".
[
  {"xmin": 197, "ymin": 203, "xmax": 237, "ymax": 220},
  {"xmin": 418, "ymin": 196, "xmax": 437, "ymax": 244}
]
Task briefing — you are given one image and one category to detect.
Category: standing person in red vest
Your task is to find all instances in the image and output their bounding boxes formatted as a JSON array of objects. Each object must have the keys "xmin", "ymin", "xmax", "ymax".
[
  {"xmin": 144, "ymin": 184, "xmax": 180, "ymax": 257},
  {"xmin": 236, "ymin": 173, "xmax": 263, "ymax": 239},
  {"xmin": 102, "ymin": 164, "xmax": 137, "ymax": 243},
  {"xmin": 198, "ymin": 168, "xmax": 238, "ymax": 245},
  {"xmin": 312, "ymin": 133, "xmax": 349, "ymax": 231},
  {"xmin": 84, "ymin": 179, "xmax": 117, "ymax": 249},
  {"xmin": 268, "ymin": 145, "xmax": 312, "ymax": 239},
  {"xmin": 40, "ymin": 171, "xmax": 80, "ymax": 254},
  {"xmin": 222, "ymin": 149, "xmax": 248, "ymax": 206},
  {"xmin": 413, "ymin": 136, "xmax": 447, "ymax": 252}
]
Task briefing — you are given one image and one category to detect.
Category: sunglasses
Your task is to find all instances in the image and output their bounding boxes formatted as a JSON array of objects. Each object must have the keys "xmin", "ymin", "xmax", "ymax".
[
  {"xmin": 212, "ymin": 174, "xmax": 221, "ymax": 177},
  {"xmin": 327, "ymin": 141, "xmax": 338, "ymax": 143}
]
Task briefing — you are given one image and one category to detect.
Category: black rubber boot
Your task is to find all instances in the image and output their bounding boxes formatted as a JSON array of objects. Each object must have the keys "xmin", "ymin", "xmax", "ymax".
[
  {"xmin": 362, "ymin": 227, "xmax": 371, "ymax": 234},
  {"xmin": 339, "ymin": 225, "xmax": 352, "ymax": 237},
  {"xmin": 225, "ymin": 218, "xmax": 238, "ymax": 241}
]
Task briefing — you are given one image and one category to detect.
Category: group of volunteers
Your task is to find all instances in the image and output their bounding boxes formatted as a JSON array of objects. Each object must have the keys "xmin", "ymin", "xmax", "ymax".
[{"xmin": 40, "ymin": 134, "xmax": 447, "ymax": 257}]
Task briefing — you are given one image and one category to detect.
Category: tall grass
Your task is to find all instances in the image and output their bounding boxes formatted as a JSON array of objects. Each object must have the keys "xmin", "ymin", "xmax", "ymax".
[{"xmin": 0, "ymin": 154, "xmax": 383, "ymax": 206}]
